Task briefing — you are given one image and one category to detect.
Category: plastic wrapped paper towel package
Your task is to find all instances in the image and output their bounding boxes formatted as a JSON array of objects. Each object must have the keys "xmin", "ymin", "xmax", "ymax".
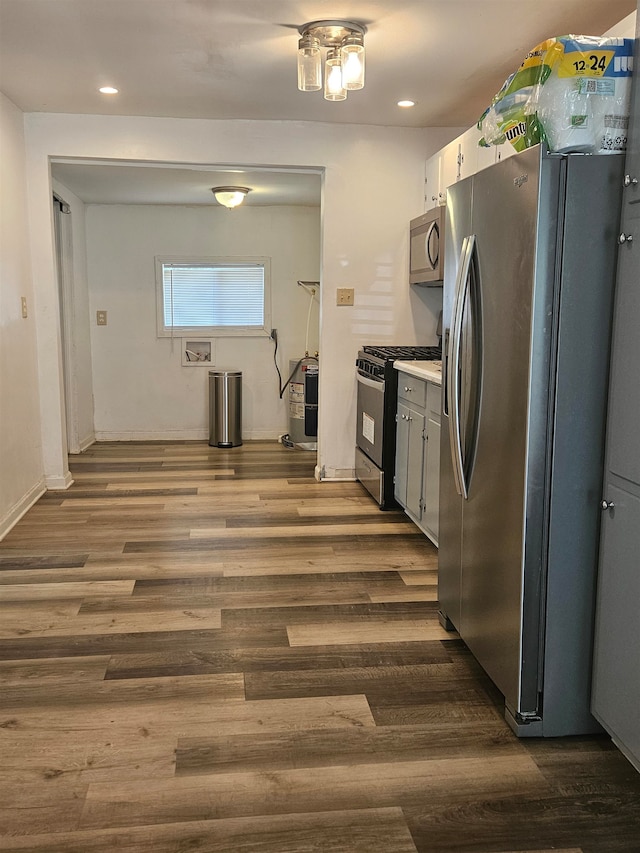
[{"xmin": 478, "ymin": 35, "xmax": 634, "ymax": 154}]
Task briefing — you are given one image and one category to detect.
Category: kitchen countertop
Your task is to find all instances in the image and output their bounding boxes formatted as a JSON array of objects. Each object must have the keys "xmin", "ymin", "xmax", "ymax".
[{"xmin": 394, "ymin": 359, "xmax": 442, "ymax": 386}]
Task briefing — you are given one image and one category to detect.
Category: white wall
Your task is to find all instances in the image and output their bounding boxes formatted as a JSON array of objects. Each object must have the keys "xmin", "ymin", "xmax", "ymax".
[
  {"xmin": 23, "ymin": 114, "xmax": 459, "ymax": 481},
  {"xmin": 0, "ymin": 93, "xmax": 45, "ymax": 537},
  {"xmin": 84, "ymin": 203, "xmax": 320, "ymax": 440}
]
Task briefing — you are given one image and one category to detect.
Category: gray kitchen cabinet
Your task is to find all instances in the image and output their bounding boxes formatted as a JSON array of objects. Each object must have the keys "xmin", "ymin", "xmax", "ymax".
[
  {"xmin": 591, "ymin": 58, "xmax": 640, "ymax": 773},
  {"xmin": 395, "ymin": 401, "xmax": 425, "ymax": 519},
  {"xmin": 422, "ymin": 383, "xmax": 441, "ymax": 543},
  {"xmin": 395, "ymin": 372, "xmax": 440, "ymax": 545}
]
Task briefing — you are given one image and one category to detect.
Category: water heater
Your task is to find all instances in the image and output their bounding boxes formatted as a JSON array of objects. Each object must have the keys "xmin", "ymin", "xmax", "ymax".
[{"xmin": 287, "ymin": 358, "xmax": 318, "ymax": 450}]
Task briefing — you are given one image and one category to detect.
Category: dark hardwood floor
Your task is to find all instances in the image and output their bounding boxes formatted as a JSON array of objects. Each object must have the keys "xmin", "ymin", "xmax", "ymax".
[{"xmin": 0, "ymin": 441, "xmax": 639, "ymax": 852}]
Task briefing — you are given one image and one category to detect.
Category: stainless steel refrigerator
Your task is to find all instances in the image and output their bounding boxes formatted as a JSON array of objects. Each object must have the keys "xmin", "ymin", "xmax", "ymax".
[{"xmin": 439, "ymin": 144, "xmax": 623, "ymax": 737}]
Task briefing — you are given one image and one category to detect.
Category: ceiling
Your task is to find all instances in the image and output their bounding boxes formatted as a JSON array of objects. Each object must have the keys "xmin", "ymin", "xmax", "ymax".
[
  {"xmin": 51, "ymin": 161, "xmax": 322, "ymax": 206},
  {"xmin": 2, "ymin": 0, "xmax": 635, "ymax": 205}
]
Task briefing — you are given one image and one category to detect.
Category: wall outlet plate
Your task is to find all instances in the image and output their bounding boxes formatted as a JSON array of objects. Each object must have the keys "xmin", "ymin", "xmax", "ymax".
[{"xmin": 96, "ymin": 310, "xmax": 107, "ymax": 325}]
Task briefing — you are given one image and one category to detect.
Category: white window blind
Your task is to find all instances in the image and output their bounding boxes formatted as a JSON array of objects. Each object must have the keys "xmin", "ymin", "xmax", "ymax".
[{"xmin": 156, "ymin": 257, "xmax": 270, "ymax": 337}]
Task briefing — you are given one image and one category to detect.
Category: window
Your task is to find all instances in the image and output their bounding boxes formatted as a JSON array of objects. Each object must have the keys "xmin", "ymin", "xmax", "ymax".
[{"xmin": 156, "ymin": 256, "xmax": 271, "ymax": 337}]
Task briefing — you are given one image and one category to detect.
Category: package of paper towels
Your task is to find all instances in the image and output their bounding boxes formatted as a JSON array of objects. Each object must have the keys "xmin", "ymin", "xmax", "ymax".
[{"xmin": 478, "ymin": 35, "xmax": 634, "ymax": 155}]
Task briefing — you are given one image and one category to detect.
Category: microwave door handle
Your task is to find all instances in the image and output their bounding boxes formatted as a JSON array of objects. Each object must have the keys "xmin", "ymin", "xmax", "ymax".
[{"xmin": 426, "ymin": 221, "xmax": 440, "ymax": 269}]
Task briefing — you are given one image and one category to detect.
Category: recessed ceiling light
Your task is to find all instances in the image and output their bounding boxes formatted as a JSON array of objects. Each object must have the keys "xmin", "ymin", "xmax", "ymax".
[
  {"xmin": 397, "ymin": 99, "xmax": 415, "ymax": 108},
  {"xmin": 99, "ymin": 86, "xmax": 119, "ymax": 95}
]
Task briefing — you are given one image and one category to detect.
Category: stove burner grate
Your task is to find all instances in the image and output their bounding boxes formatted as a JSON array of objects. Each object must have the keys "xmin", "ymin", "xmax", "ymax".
[{"xmin": 361, "ymin": 344, "xmax": 442, "ymax": 361}]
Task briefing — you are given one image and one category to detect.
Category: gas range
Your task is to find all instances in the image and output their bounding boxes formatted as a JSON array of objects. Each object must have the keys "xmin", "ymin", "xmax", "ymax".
[
  {"xmin": 355, "ymin": 344, "xmax": 442, "ymax": 509},
  {"xmin": 362, "ymin": 344, "xmax": 442, "ymax": 361},
  {"xmin": 357, "ymin": 345, "xmax": 442, "ymax": 379}
]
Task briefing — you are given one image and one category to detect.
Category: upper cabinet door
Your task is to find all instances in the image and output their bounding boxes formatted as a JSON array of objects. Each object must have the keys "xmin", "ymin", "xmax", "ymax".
[
  {"xmin": 457, "ymin": 127, "xmax": 481, "ymax": 181},
  {"xmin": 476, "ymin": 142, "xmax": 498, "ymax": 173},
  {"xmin": 426, "ymin": 127, "xmax": 503, "ymax": 208},
  {"xmin": 440, "ymin": 141, "xmax": 460, "ymax": 204},
  {"xmin": 496, "ymin": 142, "xmax": 517, "ymax": 163},
  {"xmin": 424, "ymin": 153, "xmax": 442, "ymax": 208}
]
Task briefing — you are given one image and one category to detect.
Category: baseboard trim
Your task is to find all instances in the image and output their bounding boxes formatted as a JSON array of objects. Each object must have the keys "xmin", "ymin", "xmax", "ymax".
[
  {"xmin": 94, "ymin": 429, "xmax": 287, "ymax": 442},
  {"xmin": 45, "ymin": 471, "xmax": 74, "ymax": 490},
  {"xmin": 320, "ymin": 467, "xmax": 357, "ymax": 481},
  {"xmin": 0, "ymin": 479, "xmax": 46, "ymax": 542},
  {"xmin": 95, "ymin": 430, "xmax": 209, "ymax": 441},
  {"xmin": 79, "ymin": 434, "xmax": 96, "ymax": 452}
]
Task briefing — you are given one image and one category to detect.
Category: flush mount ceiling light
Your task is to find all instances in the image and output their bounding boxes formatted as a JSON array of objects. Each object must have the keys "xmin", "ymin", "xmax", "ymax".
[
  {"xmin": 297, "ymin": 19, "xmax": 367, "ymax": 101},
  {"xmin": 211, "ymin": 186, "xmax": 251, "ymax": 209},
  {"xmin": 99, "ymin": 86, "xmax": 119, "ymax": 94}
]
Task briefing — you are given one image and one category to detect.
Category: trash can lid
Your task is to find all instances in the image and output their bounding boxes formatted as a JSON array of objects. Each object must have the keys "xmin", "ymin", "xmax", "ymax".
[{"xmin": 209, "ymin": 369, "xmax": 242, "ymax": 376}]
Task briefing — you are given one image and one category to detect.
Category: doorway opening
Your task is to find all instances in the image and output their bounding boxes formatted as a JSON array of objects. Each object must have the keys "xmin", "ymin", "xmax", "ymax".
[{"xmin": 49, "ymin": 159, "xmax": 322, "ymax": 462}]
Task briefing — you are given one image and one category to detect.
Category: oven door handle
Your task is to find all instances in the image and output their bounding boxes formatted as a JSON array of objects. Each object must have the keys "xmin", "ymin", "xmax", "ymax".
[{"xmin": 357, "ymin": 371, "xmax": 385, "ymax": 390}]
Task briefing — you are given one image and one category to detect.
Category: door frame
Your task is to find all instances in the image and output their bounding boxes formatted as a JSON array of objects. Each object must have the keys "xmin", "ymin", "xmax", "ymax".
[{"xmin": 53, "ymin": 193, "xmax": 80, "ymax": 454}]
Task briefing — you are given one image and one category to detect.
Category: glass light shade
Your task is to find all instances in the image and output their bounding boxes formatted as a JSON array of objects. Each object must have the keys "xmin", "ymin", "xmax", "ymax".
[
  {"xmin": 340, "ymin": 35, "xmax": 365, "ymax": 90},
  {"xmin": 212, "ymin": 187, "xmax": 250, "ymax": 209},
  {"xmin": 324, "ymin": 49, "xmax": 347, "ymax": 101},
  {"xmin": 297, "ymin": 34, "xmax": 322, "ymax": 91}
]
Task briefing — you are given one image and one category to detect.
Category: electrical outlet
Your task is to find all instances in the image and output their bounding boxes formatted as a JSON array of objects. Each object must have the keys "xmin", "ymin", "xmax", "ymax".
[
  {"xmin": 21, "ymin": 297, "xmax": 28, "ymax": 318},
  {"xmin": 336, "ymin": 287, "xmax": 354, "ymax": 306},
  {"xmin": 96, "ymin": 310, "xmax": 107, "ymax": 326}
]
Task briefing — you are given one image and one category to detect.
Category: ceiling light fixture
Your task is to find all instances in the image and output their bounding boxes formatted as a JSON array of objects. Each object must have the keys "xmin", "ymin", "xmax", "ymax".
[
  {"xmin": 398, "ymin": 99, "xmax": 416, "ymax": 108},
  {"xmin": 211, "ymin": 186, "xmax": 251, "ymax": 209},
  {"xmin": 99, "ymin": 86, "xmax": 119, "ymax": 94},
  {"xmin": 297, "ymin": 19, "xmax": 367, "ymax": 101}
]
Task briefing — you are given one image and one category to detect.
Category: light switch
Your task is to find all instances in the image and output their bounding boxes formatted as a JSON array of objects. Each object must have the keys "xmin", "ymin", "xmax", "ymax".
[
  {"xmin": 336, "ymin": 288, "xmax": 354, "ymax": 306},
  {"xmin": 96, "ymin": 310, "xmax": 107, "ymax": 326},
  {"xmin": 21, "ymin": 297, "xmax": 28, "ymax": 318}
]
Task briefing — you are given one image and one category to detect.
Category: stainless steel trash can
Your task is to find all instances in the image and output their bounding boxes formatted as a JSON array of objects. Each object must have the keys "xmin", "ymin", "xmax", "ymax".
[{"xmin": 208, "ymin": 370, "xmax": 242, "ymax": 447}]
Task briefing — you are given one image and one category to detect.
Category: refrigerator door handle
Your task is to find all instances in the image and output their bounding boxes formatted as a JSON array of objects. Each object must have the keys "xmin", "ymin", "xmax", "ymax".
[
  {"xmin": 447, "ymin": 236, "xmax": 469, "ymax": 497},
  {"xmin": 448, "ymin": 234, "xmax": 476, "ymax": 500}
]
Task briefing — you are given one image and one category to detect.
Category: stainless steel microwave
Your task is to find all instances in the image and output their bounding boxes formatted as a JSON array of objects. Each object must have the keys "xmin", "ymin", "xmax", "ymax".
[{"xmin": 410, "ymin": 206, "xmax": 445, "ymax": 285}]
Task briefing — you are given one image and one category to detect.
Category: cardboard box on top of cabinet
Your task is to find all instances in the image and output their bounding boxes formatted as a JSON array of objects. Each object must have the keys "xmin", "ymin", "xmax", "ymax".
[{"xmin": 478, "ymin": 35, "xmax": 634, "ymax": 155}]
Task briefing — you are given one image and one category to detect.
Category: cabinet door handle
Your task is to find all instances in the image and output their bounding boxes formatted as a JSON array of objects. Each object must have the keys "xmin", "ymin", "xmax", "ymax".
[
  {"xmin": 404, "ymin": 386, "xmax": 412, "ymax": 392},
  {"xmin": 601, "ymin": 499, "xmax": 615, "ymax": 511}
]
